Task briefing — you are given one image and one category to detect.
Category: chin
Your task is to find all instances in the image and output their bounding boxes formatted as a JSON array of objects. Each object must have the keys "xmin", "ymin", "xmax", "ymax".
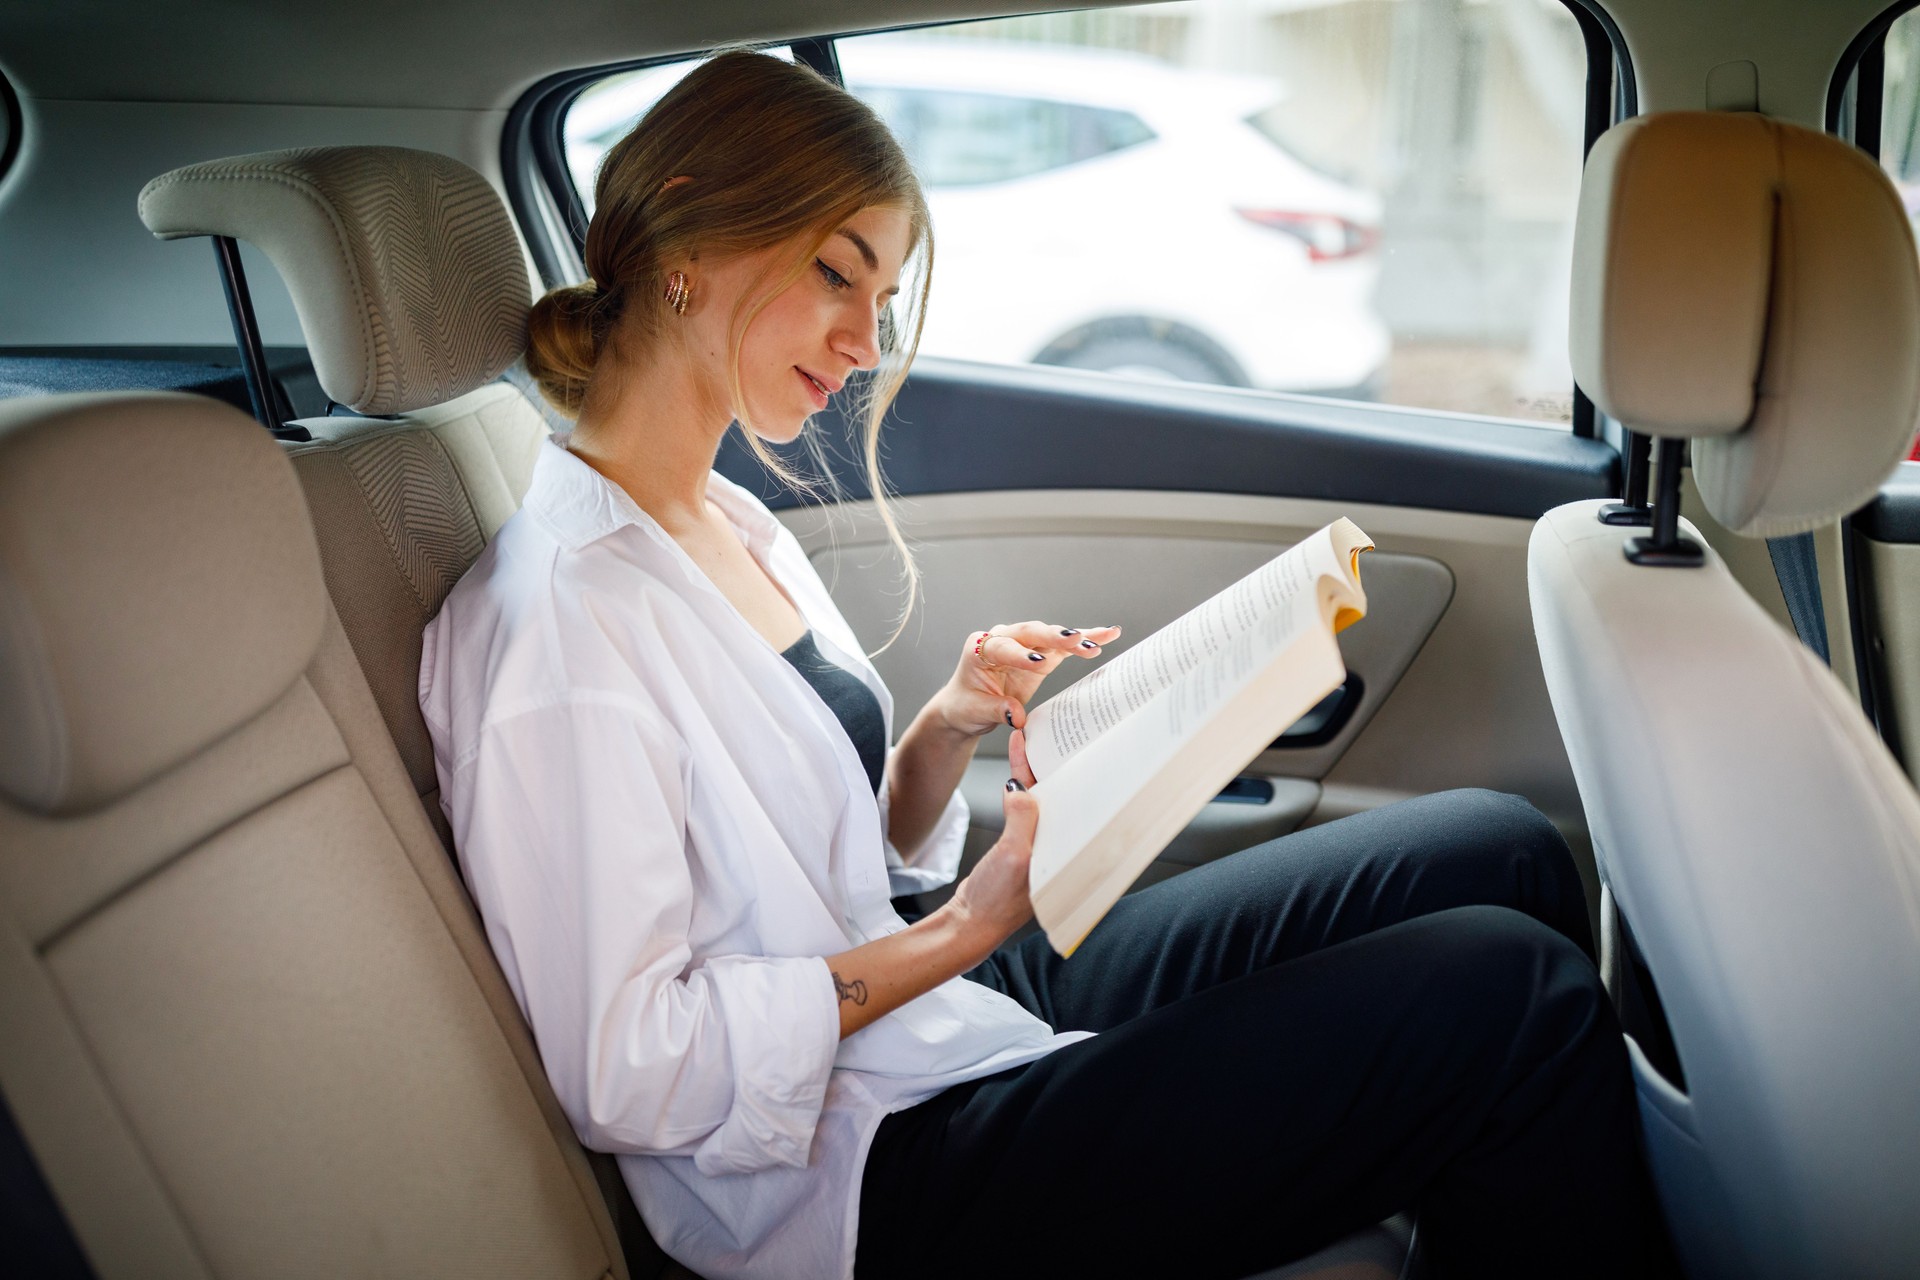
[{"xmin": 742, "ymin": 413, "xmax": 812, "ymax": 448}]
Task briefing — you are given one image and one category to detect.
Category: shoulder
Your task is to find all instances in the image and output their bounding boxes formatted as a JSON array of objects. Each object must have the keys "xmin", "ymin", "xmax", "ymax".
[{"xmin": 421, "ymin": 514, "xmax": 701, "ymax": 741}]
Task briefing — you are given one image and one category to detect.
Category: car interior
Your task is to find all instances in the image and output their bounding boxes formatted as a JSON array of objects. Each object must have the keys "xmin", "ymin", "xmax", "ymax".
[{"xmin": 1, "ymin": 1, "xmax": 1917, "ymax": 1277}]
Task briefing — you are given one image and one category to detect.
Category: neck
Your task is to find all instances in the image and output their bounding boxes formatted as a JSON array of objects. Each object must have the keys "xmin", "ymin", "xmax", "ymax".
[{"xmin": 566, "ymin": 333, "xmax": 734, "ymax": 536}]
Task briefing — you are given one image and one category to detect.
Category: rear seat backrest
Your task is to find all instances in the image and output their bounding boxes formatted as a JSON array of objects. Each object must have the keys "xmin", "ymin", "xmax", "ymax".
[
  {"xmin": 0, "ymin": 392, "xmax": 625, "ymax": 1280},
  {"xmin": 282, "ymin": 391, "xmax": 539, "ymax": 845},
  {"xmin": 139, "ymin": 146, "xmax": 553, "ymax": 848},
  {"xmin": 139, "ymin": 143, "xmax": 686, "ymax": 1280}
]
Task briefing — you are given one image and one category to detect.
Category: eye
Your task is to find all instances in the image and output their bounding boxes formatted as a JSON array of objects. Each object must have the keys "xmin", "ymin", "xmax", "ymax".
[{"xmin": 815, "ymin": 258, "xmax": 852, "ymax": 291}]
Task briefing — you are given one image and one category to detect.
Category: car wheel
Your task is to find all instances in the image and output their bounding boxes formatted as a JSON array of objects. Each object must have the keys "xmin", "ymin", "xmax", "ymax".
[{"xmin": 1041, "ymin": 328, "xmax": 1244, "ymax": 386}]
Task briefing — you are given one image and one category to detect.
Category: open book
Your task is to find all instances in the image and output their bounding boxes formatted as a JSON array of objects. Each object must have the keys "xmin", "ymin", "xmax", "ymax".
[{"xmin": 1024, "ymin": 518, "xmax": 1373, "ymax": 955}]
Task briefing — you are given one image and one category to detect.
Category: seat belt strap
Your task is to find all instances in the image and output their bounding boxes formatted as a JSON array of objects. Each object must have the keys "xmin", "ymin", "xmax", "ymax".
[{"xmin": 1766, "ymin": 532, "xmax": 1831, "ymax": 665}]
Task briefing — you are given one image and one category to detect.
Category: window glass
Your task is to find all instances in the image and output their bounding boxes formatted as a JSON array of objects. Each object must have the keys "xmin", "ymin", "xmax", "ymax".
[
  {"xmin": 560, "ymin": 4, "xmax": 1592, "ymax": 425},
  {"xmin": 564, "ymin": 47, "xmax": 795, "ymax": 216},
  {"xmin": 1877, "ymin": 9, "xmax": 1920, "ymax": 460},
  {"xmin": 855, "ymin": 86, "xmax": 1156, "ymax": 186},
  {"xmin": 836, "ymin": 1, "xmax": 1589, "ymax": 424}
]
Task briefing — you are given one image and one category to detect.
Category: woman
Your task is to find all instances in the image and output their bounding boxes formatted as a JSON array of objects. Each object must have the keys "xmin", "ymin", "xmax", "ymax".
[{"xmin": 419, "ymin": 49, "xmax": 1674, "ymax": 1280}]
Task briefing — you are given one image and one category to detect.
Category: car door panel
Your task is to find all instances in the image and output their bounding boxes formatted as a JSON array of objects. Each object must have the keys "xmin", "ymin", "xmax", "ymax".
[
  {"xmin": 727, "ymin": 360, "xmax": 1612, "ymax": 909},
  {"xmin": 725, "ymin": 358, "xmax": 1616, "ymax": 516}
]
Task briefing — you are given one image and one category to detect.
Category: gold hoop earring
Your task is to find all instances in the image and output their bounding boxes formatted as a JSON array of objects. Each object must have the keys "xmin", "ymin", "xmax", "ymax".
[{"xmin": 664, "ymin": 271, "xmax": 691, "ymax": 316}]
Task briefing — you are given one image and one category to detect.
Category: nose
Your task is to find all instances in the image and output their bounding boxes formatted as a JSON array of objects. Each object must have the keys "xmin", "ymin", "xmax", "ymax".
[{"xmin": 833, "ymin": 304, "xmax": 883, "ymax": 372}]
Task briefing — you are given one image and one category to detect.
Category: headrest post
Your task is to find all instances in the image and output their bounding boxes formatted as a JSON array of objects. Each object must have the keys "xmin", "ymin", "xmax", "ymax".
[
  {"xmin": 1598, "ymin": 430, "xmax": 1654, "ymax": 527},
  {"xmin": 1625, "ymin": 437, "xmax": 1705, "ymax": 567},
  {"xmin": 1571, "ymin": 113, "xmax": 1920, "ymax": 536},
  {"xmin": 210, "ymin": 235, "xmax": 280, "ymax": 431}
]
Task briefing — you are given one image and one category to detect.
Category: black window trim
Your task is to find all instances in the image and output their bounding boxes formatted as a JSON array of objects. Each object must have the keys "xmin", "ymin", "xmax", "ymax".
[
  {"xmin": 0, "ymin": 64, "xmax": 22, "ymax": 196},
  {"xmin": 502, "ymin": 3, "xmax": 1633, "ymax": 444},
  {"xmin": 1566, "ymin": 0, "xmax": 1636, "ymax": 443},
  {"xmin": 1826, "ymin": 0, "xmax": 1920, "ymax": 750}
]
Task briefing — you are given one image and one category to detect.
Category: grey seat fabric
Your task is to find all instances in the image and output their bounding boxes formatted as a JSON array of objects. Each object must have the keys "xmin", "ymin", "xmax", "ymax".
[
  {"xmin": 1533, "ymin": 111, "xmax": 1920, "ymax": 1278},
  {"xmin": 0, "ymin": 392, "xmax": 628, "ymax": 1280}
]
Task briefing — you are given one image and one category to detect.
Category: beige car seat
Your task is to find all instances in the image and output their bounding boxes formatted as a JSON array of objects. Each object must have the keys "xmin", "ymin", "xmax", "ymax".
[
  {"xmin": 139, "ymin": 146, "xmax": 553, "ymax": 853},
  {"xmin": 136, "ymin": 143, "xmax": 688, "ymax": 1278},
  {"xmin": 1531, "ymin": 111, "xmax": 1920, "ymax": 1278},
  {"xmin": 126, "ymin": 143, "xmax": 1414, "ymax": 1280},
  {"xmin": 0, "ymin": 391, "xmax": 627, "ymax": 1280}
]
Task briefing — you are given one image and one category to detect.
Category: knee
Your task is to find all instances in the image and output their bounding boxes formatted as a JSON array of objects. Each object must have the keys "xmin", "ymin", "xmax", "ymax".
[
  {"xmin": 1438, "ymin": 788, "xmax": 1584, "ymax": 904},
  {"xmin": 1447, "ymin": 788, "xmax": 1571, "ymax": 864},
  {"xmin": 1427, "ymin": 905, "xmax": 1611, "ymax": 1047}
]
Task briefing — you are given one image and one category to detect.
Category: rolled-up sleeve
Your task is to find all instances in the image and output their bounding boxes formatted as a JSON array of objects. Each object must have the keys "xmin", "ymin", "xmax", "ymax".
[
  {"xmin": 447, "ymin": 693, "xmax": 841, "ymax": 1176},
  {"xmin": 874, "ymin": 761, "xmax": 970, "ymax": 896}
]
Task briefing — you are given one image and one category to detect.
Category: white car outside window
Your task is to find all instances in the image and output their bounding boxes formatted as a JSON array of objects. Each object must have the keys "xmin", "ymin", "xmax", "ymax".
[{"xmin": 565, "ymin": 41, "xmax": 1389, "ymax": 398}]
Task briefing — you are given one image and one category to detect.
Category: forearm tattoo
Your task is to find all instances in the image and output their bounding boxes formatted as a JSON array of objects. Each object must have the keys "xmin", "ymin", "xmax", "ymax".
[{"xmin": 832, "ymin": 971, "xmax": 869, "ymax": 1006}]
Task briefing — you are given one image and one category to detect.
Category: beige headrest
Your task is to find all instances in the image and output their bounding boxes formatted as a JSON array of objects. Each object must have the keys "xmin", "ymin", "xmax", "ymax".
[
  {"xmin": 1572, "ymin": 112, "xmax": 1920, "ymax": 537},
  {"xmin": 139, "ymin": 146, "xmax": 531, "ymax": 416},
  {"xmin": 0, "ymin": 393, "xmax": 327, "ymax": 815}
]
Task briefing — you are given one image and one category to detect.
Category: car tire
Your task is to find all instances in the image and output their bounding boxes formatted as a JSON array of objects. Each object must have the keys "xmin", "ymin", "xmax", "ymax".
[{"xmin": 1041, "ymin": 328, "xmax": 1245, "ymax": 386}]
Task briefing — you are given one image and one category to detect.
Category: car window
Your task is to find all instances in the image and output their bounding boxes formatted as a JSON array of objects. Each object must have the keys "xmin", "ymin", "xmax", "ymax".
[
  {"xmin": 833, "ymin": 3, "xmax": 1590, "ymax": 425},
  {"xmin": 558, "ymin": 3, "xmax": 1593, "ymax": 426},
  {"xmin": 1875, "ymin": 6, "xmax": 1920, "ymax": 460},
  {"xmin": 853, "ymin": 86, "xmax": 1155, "ymax": 187},
  {"xmin": 563, "ymin": 46, "xmax": 796, "ymax": 215}
]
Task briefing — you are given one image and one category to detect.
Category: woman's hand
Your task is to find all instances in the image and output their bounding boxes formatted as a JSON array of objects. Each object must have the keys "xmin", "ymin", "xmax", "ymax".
[
  {"xmin": 826, "ymin": 782, "xmax": 1041, "ymax": 1037},
  {"xmin": 939, "ymin": 781, "xmax": 1040, "ymax": 954},
  {"xmin": 934, "ymin": 620, "xmax": 1122, "ymax": 741}
]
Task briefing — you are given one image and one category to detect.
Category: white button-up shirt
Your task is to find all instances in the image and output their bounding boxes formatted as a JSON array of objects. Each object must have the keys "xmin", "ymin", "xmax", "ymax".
[{"xmin": 419, "ymin": 435, "xmax": 1087, "ymax": 1280}]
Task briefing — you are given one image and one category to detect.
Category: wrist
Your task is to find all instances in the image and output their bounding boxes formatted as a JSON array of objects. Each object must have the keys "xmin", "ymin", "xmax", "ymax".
[
  {"xmin": 926, "ymin": 686, "xmax": 994, "ymax": 742},
  {"xmin": 925, "ymin": 898, "xmax": 1004, "ymax": 969}
]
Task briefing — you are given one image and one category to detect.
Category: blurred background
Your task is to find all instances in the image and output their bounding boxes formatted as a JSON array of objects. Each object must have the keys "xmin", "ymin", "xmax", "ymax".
[{"xmin": 568, "ymin": 0, "xmax": 1593, "ymax": 426}]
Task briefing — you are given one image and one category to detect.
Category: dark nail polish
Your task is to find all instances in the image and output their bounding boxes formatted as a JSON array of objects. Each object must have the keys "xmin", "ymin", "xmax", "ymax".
[
  {"xmin": 1080, "ymin": 639, "xmax": 1098, "ymax": 650},
  {"xmin": 1060, "ymin": 628, "xmax": 1079, "ymax": 636},
  {"xmin": 1004, "ymin": 708, "xmax": 1015, "ymax": 727},
  {"xmin": 1028, "ymin": 651, "xmax": 1044, "ymax": 662},
  {"xmin": 1005, "ymin": 778, "xmax": 1025, "ymax": 792}
]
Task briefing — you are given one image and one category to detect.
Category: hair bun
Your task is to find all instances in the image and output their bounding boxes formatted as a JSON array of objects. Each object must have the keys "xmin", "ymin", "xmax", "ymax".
[{"xmin": 524, "ymin": 281, "xmax": 610, "ymax": 418}]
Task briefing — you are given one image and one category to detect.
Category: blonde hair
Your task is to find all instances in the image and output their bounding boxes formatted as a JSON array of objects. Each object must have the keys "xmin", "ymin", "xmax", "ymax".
[{"xmin": 526, "ymin": 49, "xmax": 932, "ymax": 647}]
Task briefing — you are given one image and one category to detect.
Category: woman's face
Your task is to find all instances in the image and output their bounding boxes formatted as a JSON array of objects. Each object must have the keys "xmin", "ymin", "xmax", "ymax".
[{"xmin": 703, "ymin": 205, "xmax": 912, "ymax": 443}]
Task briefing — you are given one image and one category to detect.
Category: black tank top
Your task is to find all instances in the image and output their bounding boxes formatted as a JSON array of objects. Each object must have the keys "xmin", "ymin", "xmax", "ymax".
[{"xmin": 779, "ymin": 630, "xmax": 885, "ymax": 794}]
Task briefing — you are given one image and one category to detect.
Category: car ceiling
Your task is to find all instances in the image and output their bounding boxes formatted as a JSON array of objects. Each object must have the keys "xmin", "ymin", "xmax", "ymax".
[
  {"xmin": 0, "ymin": 0, "xmax": 1902, "ymax": 128},
  {"xmin": 0, "ymin": 0, "xmax": 1110, "ymax": 110}
]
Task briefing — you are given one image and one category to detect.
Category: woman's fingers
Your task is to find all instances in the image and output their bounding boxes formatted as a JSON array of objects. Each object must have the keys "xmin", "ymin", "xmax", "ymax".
[
  {"xmin": 978, "ymin": 633, "xmax": 1054, "ymax": 670},
  {"xmin": 1009, "ymin": 728, "xmax": 1038, "ymax": 789},
  {"xmin": 998, "ymin": 781, "xmax": 1039, "ymax": 850},
  {"xmin": 980, "ymin": 622, "xmax": 1122, "ymax": 667}
]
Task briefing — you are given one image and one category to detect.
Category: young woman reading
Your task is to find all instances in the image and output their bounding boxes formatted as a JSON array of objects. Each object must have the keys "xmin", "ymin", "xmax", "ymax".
[{"xmin": 419, "ymin": 49, "xmax": 1676, "ymax": 1280}]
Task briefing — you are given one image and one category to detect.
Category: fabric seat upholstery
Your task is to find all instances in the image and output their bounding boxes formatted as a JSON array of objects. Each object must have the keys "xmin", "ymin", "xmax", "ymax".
[
  {"xmin": 282, "ymin": 387, "xmax": 546, "ymax": 844},
  {"xmin": 0, "ymin": 391, "xmax": 628, "ymax": 1280},
  {"xmin": 1532, "ymin": 111, "xmax": 1920, "ymax": 1279},
  {"xmin": 139, "ymin": 145, "xmax": 553, "ymax": 849}
]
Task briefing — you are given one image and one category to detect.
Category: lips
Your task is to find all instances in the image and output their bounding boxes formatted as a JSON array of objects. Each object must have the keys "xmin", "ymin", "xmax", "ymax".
[{"xmin": 797, "ymin": 367, "xmax": 840, "ymax": 407}]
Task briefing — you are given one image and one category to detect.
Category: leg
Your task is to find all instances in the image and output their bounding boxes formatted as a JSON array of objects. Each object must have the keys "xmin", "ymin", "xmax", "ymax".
[
  {"xmin": 970, "ymin": 788, "xmax": 1592, "ymax": 1032},
  {"xmin": 859, "ymin": 906, "xmax": 1674, "ymax": 1280}
]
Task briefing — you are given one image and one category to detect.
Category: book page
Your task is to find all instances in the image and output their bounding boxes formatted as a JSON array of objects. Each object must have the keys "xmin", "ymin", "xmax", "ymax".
[
  {"xmin": 1027, "ymin": 589, "xmax": 1323, "ymax": 889},
  {"xmin": 1023, "ymin": 521, "xmax": 1355, "ymax": 780}
]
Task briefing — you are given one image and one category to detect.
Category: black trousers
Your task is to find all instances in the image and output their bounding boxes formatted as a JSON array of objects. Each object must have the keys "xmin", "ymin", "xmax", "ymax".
[{"xmin": 855, "ymin": 789, "xmax": 1676, "ymax": 1280}]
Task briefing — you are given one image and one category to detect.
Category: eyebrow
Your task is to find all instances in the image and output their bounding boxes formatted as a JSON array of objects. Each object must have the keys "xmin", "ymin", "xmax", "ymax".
[{"xmin": 836, "ymin": 228, "xmax": 879, "ymax": 271}]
